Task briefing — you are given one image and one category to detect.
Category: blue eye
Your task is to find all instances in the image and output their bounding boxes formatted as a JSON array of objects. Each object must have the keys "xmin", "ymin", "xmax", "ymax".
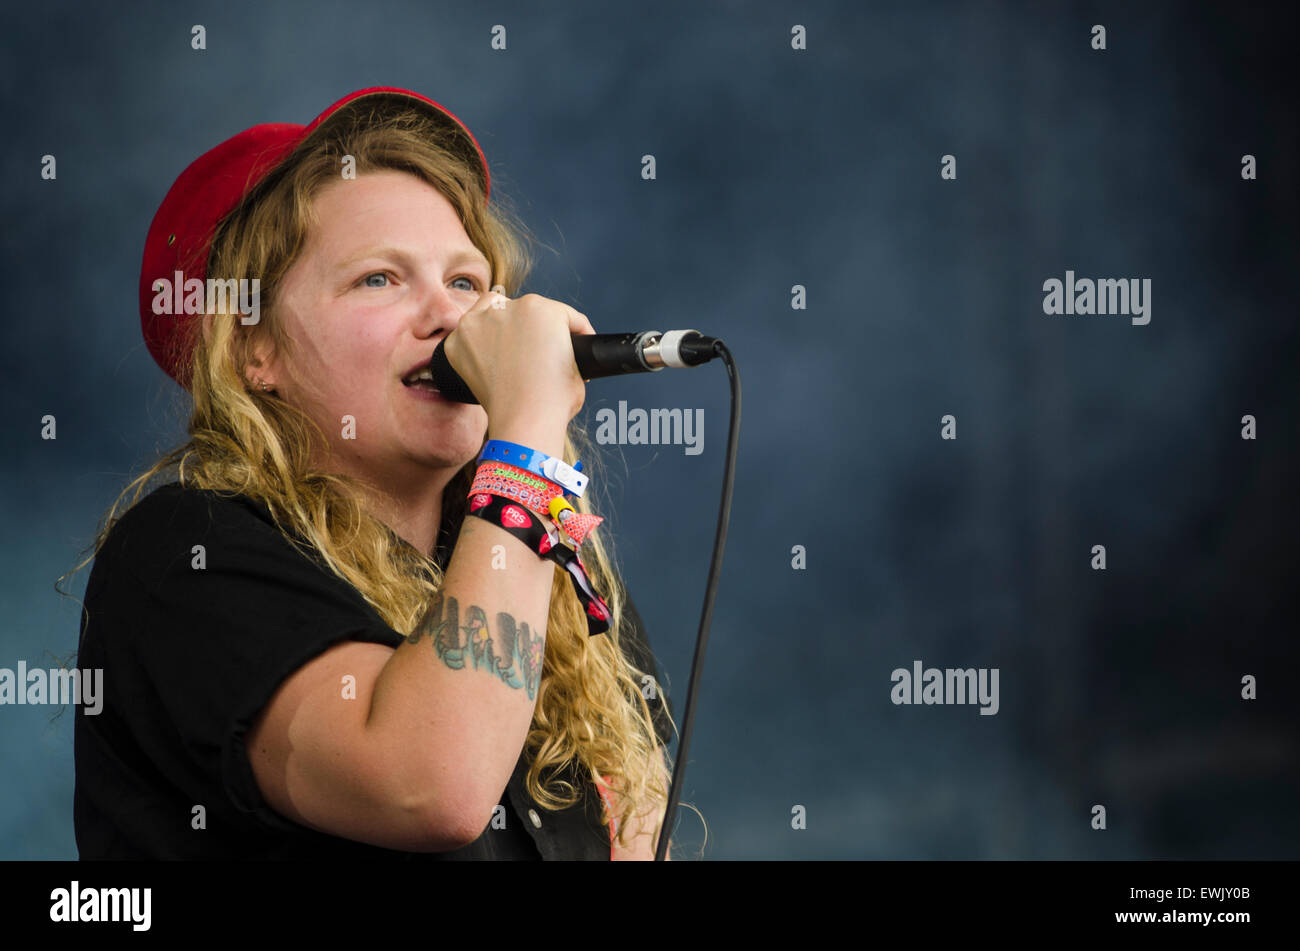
[{"xmin": 359, "ymin": 272, "xmax": 480, "ymax": 291}]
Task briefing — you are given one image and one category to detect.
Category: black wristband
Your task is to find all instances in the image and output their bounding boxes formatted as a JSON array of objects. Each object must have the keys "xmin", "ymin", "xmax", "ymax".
[{"xmin": 465, "ymin": 492, "xmax": 611, "ymax": 636}]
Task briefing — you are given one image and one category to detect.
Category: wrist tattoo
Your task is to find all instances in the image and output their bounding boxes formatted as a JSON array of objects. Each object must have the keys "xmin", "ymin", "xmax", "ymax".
[{"xmin": 408, "ymin": 594, "xmax": 545, "ymax": 700}]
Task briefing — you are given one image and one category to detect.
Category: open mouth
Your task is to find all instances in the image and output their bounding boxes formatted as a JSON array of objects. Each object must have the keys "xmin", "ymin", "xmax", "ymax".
[{"xmin": 401, "ymin": 366, "xmax": 441, "ymax": 393}]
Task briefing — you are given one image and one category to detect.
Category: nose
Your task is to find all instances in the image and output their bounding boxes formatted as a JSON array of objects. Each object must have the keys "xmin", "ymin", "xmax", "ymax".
[{"xmin": 414, "ymin": 283, "xmax": 470, "ymax": 341}]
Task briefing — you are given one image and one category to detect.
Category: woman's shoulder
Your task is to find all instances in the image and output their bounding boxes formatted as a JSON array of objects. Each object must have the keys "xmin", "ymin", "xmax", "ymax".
[
  {"xmin": 86, "ymin": 479, "xmax": 392, "ymax": 640},
  {"xmin": 106, "ymin": 481, "xmax": 276, "ymax": 544},
  {"xmin": 95, "ymin": 481, "xmax": 300, "ymax": 587},
  {"xmin": 120, "ymin": 479, "xmax": 268, "ymax": 521}
]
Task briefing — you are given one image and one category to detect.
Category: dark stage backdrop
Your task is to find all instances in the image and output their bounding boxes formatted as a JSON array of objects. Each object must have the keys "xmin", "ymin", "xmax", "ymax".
[{"xmin": 1, "ymin": 0, "xmax": 1296, "ymax": 860}]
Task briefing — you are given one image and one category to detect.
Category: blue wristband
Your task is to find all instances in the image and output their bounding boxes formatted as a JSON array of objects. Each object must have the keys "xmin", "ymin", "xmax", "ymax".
[{"xmin": 479, "ymin": 439, "xmax": 588, "ymax": 498}]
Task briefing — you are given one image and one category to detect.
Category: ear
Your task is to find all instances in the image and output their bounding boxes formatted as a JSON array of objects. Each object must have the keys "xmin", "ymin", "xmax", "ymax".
[{"xmin": 243, "ymin": 330, "xmax": 281, "ymax": 391}]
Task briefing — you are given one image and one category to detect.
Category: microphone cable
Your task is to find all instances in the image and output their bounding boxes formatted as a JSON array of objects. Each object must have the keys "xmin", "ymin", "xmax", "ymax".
[{"xmin": 654, "ymin": 338, "xmax": 739, "ymax": 861}]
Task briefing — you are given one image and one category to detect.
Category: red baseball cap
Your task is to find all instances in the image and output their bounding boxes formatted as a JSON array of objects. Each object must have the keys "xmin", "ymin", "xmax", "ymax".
[{"xmin": 139, "ymin": 86, "xmax": 491, "ymax": 389}]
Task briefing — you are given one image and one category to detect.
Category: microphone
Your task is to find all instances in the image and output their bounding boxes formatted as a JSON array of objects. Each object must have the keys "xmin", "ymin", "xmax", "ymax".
[{"xmin": 426, "ymin": 329, "xmax": 720, "ymax": 404}]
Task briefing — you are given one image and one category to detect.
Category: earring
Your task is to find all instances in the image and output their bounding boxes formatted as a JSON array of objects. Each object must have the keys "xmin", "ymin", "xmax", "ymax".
[{"xmin": 253, "ymin": 377, "xmax": 271, "ymax": 392}]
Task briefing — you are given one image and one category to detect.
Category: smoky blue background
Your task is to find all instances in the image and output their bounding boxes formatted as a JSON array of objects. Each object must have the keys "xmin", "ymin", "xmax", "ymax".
[{"xmin": 1, "ymin": 0, "xmax": 1296, "ymax": 860}]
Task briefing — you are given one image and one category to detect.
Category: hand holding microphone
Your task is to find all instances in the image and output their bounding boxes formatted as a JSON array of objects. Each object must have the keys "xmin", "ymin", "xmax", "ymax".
[
  {"xmin": 440, "ymin": 291, "xmax": 596, "ymax": 426},
  {"xmin": 432, "ymin": 290, "xmax": 719, "ymax": 407}
]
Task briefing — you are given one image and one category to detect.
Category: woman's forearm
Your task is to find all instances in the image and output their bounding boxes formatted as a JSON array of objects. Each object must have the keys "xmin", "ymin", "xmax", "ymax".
[{"xmin": 365, "ymin": 418, "xmax": 570, "ymax": 844}]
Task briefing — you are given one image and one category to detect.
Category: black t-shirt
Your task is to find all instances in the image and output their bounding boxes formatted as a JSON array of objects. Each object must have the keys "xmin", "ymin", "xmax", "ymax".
[{"xmin": 73, "ymin": 481, "xmax": 672, "ymax": 860}]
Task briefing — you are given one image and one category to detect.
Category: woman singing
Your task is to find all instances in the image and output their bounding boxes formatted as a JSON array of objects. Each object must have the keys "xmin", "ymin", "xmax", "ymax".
[{"xmin": 65, "ymin": 87, "xmax": 677, "ymax": 860}]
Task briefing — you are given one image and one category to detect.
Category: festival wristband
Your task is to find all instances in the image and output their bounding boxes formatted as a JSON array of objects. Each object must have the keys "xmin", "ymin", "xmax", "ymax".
[
  {"xmin": 470, "ymin": 461, "xmax": 605, "ymax": 549},
  {"xmin": 465, "ymin": 491, "xmax": 611, "ymax": 637},
  {"xmin": 547, "ymin": 497, "xmax": 604, "ymax": 549},
  {"xmin": 471, "ymin": 460, "xmax": 564, "ymax": 512},
  {"xmin": 479, "ymin": 440, "xmax": 588, "ymax": 498}
]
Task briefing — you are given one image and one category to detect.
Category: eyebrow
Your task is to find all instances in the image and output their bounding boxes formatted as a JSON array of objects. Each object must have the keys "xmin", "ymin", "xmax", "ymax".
[{"xmin": 336, "ymin": 245, "xmax": 491, "ymax": 275}]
